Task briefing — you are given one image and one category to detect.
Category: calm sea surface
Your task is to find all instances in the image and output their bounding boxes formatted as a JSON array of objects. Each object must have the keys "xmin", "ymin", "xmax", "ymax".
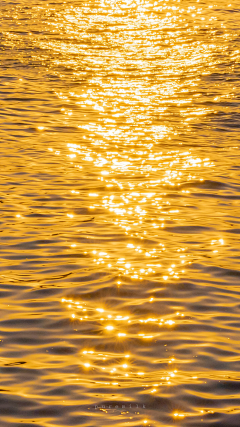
[{"xmin": 1, "ymin": 1, "xmax": 240, "ymax": 426}]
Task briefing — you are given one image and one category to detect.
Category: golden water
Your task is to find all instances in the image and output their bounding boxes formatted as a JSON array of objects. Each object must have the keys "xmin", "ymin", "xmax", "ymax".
[{"xmin": 1, "ymin": 0, "xmax": 240, "ymax": 426}]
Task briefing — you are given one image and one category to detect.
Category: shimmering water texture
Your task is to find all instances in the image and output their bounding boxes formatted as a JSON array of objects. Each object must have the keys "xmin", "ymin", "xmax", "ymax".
[{"xmin": 1, "ymin": 0, "xmax": 240, "ymax": 426}]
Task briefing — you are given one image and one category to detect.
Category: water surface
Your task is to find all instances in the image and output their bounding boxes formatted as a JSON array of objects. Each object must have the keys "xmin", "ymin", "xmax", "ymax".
[{"xmin": 1, "ymin": 0, "xmax": 240, "ymax": 426}]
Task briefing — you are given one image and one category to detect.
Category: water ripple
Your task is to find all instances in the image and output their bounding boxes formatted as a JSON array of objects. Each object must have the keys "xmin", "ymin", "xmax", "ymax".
[{"xmin": 1, "ymin": 0, "xmax": 240, "ymax": 426}]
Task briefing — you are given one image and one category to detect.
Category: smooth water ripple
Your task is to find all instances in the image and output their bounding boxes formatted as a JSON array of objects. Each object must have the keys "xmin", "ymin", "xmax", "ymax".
[{"xmin": 1, "ymin": 0, "xmax": 240, "ymax": 426}]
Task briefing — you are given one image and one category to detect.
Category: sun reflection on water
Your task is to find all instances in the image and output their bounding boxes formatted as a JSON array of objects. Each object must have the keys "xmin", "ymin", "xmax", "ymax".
[
  {"xmin": 1, "ymin": 0, "xmax": 240, "ymax": 425},
  {"xmin": 57, "ymin": 138, "xmax": 218, "ymax": 285}
]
